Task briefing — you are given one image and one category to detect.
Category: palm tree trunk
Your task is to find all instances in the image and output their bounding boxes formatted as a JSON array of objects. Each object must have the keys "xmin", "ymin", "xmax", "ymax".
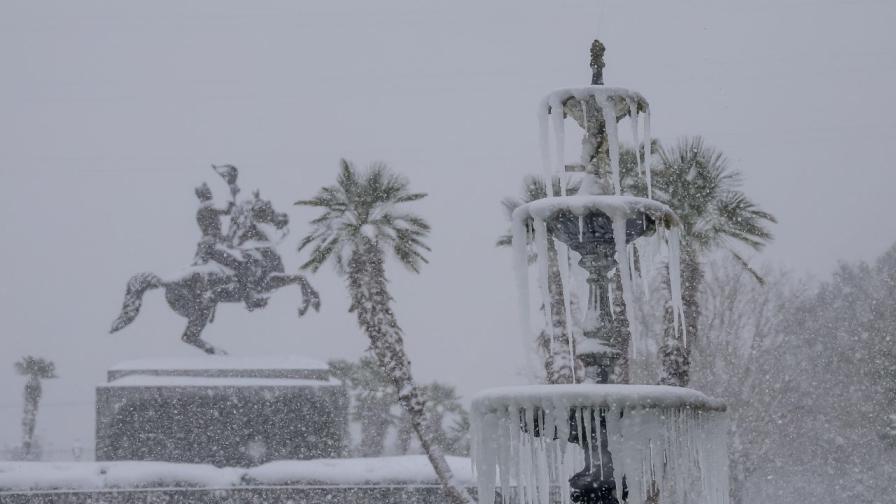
[
  {"xmin": 21, "ymin": 378, "xmax": 41, "ymax": 459},
  {"xmin": 681, "ymin": 244, "xmax": 702, "ymax": 355},
  {"xmin": 348, "ymin": 241, "xmax": 474, "ymax": 504}
]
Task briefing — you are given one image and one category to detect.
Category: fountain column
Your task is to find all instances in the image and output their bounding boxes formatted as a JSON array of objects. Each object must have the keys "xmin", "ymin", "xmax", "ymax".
[{"xmin": 578, "ymin": 247, "xmax": 618, "ymax": 385}]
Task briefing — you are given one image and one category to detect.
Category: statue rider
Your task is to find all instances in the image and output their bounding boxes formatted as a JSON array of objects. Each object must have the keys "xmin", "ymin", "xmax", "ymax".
[{"xmin": 193, "ymin": 170, "xmax": 267, "ymax": 311}]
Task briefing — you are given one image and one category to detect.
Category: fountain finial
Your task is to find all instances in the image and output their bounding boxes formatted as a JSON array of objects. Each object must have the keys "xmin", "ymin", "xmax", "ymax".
[{"xmin": 590, "ymin": 39, "xmax": 606, "ymax": 85}]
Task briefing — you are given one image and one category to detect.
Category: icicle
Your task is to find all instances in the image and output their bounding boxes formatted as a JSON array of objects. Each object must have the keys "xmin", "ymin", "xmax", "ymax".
[
  {"xmin": 570, "ymin": 249, "xmax": 587, "ymax": 317},
  {"xmin": 667, "ymin": 226, "xmax": 687, "ymax": 345},
  {"xmin": 643, "ymin": 107, "xmax": 653, "ymax": 199},
  {"xmin": 477, "ymin": 413, "xmax": 499, "ymax": 504},
  {"xmin": 497, "ymin": 409, "xmax": 511, "ymax": 504},
  {"xmin": 509, "ymin": 405, "xmax": 522, "ymax": 504},
  {"xmin": 628, "ymin": 243, "xmax": 639, "ymax": 359},
  {"xmin": 578, "ymin": 93, "xmax": 591, "ymax": 179},
  {"xmin": 533, "ymin": 218, "xmax": 556, "ymax": 359},
  {"xmin": 597, "ymin": 94, "xmax": 621, "ymax": 195},
  {"xmin": 512, "ymin": 210, "xmax": 539, "ymax": 377},
  {"xmin": 634, "ymin": 238, "xmax": 652, "ymax": 301},
  {"xmin": 549, "ymin": 96, "xmax": 566, "ymax": 198},
  {"xmin": 556, "ymin": 241, "xmax": 577, "ymax": 383},
  {"xmin": 596, "ymin": 410, "xmax": 604, "ymax": 477},
  {"xmin": 612, "ymin": 215, "xmax": 637, "ymax": 354},
  {"xmin": 582, "ymin": 407, "xmax": 593, "ymax": 473},
  {"xmin": 535, "ymin": 408, "xmax": 550, "ymax": 504},
  {"xmin": 604, "ymin": 406, "xmax": 625, "ymax": 504},
  {"xmin": 626, "ymin": 97, "xmax": 642, "ymax": 175},
  {"xmin": 539, "ymin": 101, "xmax": 554, "ymax": 198}
]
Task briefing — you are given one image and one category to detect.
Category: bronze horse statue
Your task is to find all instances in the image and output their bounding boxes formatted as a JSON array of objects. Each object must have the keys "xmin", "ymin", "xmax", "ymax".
[{"xmin": 110, "ymin": 184, "xmax": 320, "ymax": 355}]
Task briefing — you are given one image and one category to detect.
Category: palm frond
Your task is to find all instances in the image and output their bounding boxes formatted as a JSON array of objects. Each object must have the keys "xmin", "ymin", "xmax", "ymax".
[
  {"xmin": 728, "ymin": 249, "xmax": 767, "ymax": 286},
  {"xmin": 651, "ymin": 136, "xmax": 776, "ymax": 260},
  {"xmin": 297, "ymin": 160, "xmax": 431, "ymax": 275}
]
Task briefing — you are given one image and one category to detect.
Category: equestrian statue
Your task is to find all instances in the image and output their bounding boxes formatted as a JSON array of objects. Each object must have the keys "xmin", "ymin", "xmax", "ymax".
[{"xmin": 110, "ymin": 165, "xmax": 321, "ymax": 354}]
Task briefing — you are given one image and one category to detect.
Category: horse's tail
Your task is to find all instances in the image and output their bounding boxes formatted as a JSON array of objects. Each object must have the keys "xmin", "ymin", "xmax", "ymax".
[{"xmin": 110, "ymin": 272, "xmax": 163, "ymax": 333}]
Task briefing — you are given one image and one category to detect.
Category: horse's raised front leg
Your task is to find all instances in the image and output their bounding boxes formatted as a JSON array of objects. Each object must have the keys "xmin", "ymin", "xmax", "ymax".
[
  {"xmin": 182, "ymin": 308, "xmax": 228, "ymax": 355},
  {"xmin": 266, "ymin": 273, "xmax": 321, "ymax": 317}
]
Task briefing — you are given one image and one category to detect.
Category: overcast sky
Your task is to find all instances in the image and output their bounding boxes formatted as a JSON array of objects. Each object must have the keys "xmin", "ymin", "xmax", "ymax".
[{"xmin": 1, "ymin": 0, "xmax": 894, "ymax": 456}]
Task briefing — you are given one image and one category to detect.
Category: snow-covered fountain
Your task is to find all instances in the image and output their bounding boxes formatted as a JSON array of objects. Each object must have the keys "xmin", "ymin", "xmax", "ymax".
[{"xmin": 471, "ymin": 41, "xmax": 729, "ymax": 504}]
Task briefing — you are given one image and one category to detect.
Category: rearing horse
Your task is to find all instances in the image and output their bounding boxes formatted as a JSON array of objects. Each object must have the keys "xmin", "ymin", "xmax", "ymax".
[{"xmin": 109, "ymin": 192, "xmax": 320, "ymax": 354}]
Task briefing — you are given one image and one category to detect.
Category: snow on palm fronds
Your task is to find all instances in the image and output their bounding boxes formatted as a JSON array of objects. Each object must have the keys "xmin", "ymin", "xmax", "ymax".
[{"xmin": 296, "ymin": 159, "xmax": 430, "ymax": 275}]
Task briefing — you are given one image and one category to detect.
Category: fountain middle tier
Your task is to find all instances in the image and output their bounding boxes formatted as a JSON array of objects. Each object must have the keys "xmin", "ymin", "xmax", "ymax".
[
  {"xmin": 511, "ymin": 194, "xmax": 686, "ymax": 380},
  {"xmin": 512, "ymin": 195, "xmax": 678, "ymax": 247}
]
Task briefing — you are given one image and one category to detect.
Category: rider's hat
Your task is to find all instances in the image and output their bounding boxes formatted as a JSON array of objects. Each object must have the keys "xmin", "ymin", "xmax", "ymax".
[{"xmin": 195, "ymin": 182, "xmax": 213, "ymax": 201}]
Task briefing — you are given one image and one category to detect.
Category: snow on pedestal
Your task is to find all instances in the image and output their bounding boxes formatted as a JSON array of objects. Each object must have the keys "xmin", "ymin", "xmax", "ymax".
[{"xmin": 471, "ymin": 385, "xmax": 729, "ymax": 504}]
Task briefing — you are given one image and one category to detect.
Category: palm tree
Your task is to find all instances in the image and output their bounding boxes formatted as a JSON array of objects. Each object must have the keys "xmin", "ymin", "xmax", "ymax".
[
  {"xmin": 497, "ymin": 176, "xmax": 580, "ymax": 384},
  {"xmin": 297, "ymin": 160, "xmax": 473, "ymax": 504},
  {"xmin": 14, "ymin": 356, "xmax": 57, "ymax": 460},
  {"xmin": 636, "ymin": 137, "xmax": 776, "ymax": 386}
]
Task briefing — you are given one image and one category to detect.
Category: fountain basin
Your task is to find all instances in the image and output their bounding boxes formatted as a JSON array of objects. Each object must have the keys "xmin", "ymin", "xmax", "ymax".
[
  {"xmin": 471, "ymin": 385, "xmax": 729, "ymax": 504},
  {"xmin": 472, "ymin": 384, "xmax": 725, "ymax": 414}
]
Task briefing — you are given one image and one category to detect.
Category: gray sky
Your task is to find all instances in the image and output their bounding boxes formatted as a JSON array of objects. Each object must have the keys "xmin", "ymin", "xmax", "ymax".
[{"xmin": 1, "ymin": 0, "xmax": 894, "ymax": 455}]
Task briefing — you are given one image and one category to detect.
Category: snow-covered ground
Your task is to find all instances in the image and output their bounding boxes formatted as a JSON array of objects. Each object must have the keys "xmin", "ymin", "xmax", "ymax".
[{"xmin": 0, "ymin": 456, "xmax": 473, "ymax": 492}]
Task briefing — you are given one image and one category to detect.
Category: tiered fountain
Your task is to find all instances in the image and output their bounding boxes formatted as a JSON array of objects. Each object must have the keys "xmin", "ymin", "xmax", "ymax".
[{"xmin": 471, "ymin": 41, "xmax": 729, "ymax": 504}]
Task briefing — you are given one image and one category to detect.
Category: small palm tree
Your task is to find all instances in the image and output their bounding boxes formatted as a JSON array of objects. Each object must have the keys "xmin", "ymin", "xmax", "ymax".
[
  {"xmin": 395, "ymin": 382, "xmax": 468, "ymax": 455},
  {"xmin": 636, "ymin": 137, "xmax": 776, "ymax": 385},
  {"xmin": 297, "ymin": 160, "xmax": 473, "ymax": 504},
  {"xmin": 14, "ymin": 356, "xmax": 57, "ymax": 460},
  {"xmin": 497, "ymin": 176, "xmax": 580, "ymax": 384},
  {"xmin": 329, "ymin": 356, "xmax": 397, "ymax": 457}
]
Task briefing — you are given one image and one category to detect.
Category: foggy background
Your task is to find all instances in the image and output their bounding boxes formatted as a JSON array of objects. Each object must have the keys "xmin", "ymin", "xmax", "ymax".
[{"xmin": 1, "ymin": 0, "xmax": 894, "ymax": 457}]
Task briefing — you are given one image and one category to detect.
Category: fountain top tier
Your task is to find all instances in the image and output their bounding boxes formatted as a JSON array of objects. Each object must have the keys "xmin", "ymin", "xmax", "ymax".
[
  {"xmin": 541, "ymin": 86, "xmax": 649, "ymax": 119},
  {"xmin": 538, "ymin": 84, "xmax": 652, "ymax": 197}
]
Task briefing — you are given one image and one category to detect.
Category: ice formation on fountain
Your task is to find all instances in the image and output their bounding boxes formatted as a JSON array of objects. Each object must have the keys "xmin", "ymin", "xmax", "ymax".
[
  {"xmin": 476, "ymin": 39, "xmax": 728, "ymax": 504},
  {"xmin": 471, "ymin": 386, "xmax": 729, "ymax": 504},
  {"xmin": 511, "ymin": 41, "xmax": 687, "ymax": 379}
]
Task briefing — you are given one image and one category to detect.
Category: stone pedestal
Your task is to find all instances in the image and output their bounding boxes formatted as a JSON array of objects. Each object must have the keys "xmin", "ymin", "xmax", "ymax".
[{"xmin": 96, "ymin": 355, "xmax": 348, "ymax": 466}]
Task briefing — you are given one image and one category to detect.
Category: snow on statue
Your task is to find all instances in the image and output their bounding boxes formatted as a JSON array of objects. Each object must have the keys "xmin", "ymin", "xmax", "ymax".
[{"xmin": 109, "ymin": 164, "xmax": 321, "ymax": 354}]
